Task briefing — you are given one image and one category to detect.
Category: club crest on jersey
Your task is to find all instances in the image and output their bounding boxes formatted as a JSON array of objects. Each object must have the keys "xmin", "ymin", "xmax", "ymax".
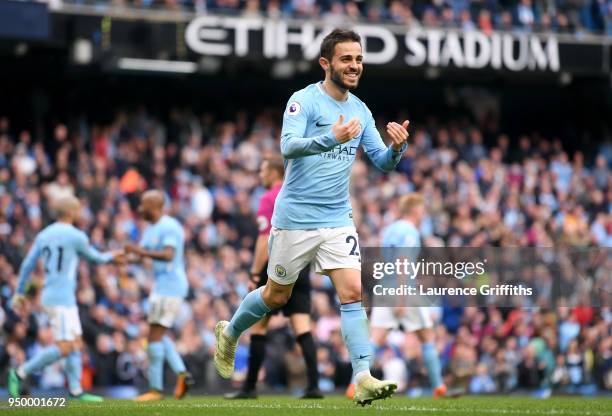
[
  {"xmin": 275, "ymin": 264, "xmax": 287, "ymax": 278},
  {"xmin": 287, "ymin": 102, "xmax": 301, "ymax": 116}
]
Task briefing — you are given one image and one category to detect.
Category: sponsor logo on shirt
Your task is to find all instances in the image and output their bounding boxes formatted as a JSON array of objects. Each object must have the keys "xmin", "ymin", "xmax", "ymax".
[{"xmin": 319, "ymin": 144, "xmax": 358, "ymax": 162}]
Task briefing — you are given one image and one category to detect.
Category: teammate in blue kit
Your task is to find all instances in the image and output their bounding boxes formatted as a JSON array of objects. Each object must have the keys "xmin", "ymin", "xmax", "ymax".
[
  {"xmin": 371, "ymin": 193, "xmax": 447, "ymax": 399},
  {"xmin": 214, "ymin": 28, "xmax": 410, "ymax": 406},
  {"xmin": 126, "ymin": 190, "xmax": 193, "ymax": 401},
  {"xmin": 8, "ymin": 195, "xmax": 124, "ymax": 401}
]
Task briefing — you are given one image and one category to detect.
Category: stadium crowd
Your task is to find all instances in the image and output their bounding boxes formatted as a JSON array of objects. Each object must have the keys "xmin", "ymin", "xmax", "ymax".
[
  {"xmin": 55, "ymin": 0, "xmax": 612, "ymax": 35},
  {"xmin": 0, "ymin": 103, "xmax": 611, "ymax": 396}
]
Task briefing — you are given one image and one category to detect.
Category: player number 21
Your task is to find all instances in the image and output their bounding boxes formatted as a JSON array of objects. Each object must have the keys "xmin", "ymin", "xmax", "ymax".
[{"xmin": 42, "ymin": 246, "xmax": 64, "ymax": 273}]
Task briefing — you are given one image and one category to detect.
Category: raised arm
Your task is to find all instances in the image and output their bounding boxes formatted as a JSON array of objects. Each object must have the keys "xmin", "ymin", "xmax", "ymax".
[{"xmin": 360, "ymin": 110, "xmax": 408, "ymax": 172}]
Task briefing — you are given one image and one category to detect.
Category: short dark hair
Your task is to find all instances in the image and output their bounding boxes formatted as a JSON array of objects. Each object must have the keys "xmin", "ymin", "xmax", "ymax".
[
  {"xmin": 320, "ymin": 28, "xmax": 361, "ymax": 62},
  {"xmin": 263, "ymin": 154, "xmax": 284, "ymax": 177}
]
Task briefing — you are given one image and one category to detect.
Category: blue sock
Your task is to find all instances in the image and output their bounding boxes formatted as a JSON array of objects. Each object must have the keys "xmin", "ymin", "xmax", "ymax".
[
  {"xmin": 422, "ymin": 342, "xmax": 443, "ymax": 389},
  {"xmin": 64, "ymin": 351, "xmax": 82, "ymax": 395},
  {"xmin": 147, "ymin": 341, "xmax": 165, "ymax": 391},
  {"xmin": 340, "ymin": 302, "xmax": 371, "ymax": 377},
  {"xmin": 162, "ymin": 336, "xmax": 186, "ymax": 374},
  {"xmin": 225, "ymin": 287, "xmax": 271, "ymax": 340},
  {"xmin": 21, "ymin": 345, "xmax": 62, "ymax": 376}
]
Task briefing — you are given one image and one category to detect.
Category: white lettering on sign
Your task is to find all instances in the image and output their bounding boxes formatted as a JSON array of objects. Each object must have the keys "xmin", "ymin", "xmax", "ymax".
[
  {"xmin": 185, "ymin": 17, "xmax": 561, "ymax": 72},
  {"xmin": 404, "ymin": 29, "xmax": 560, "ymax": 72}
]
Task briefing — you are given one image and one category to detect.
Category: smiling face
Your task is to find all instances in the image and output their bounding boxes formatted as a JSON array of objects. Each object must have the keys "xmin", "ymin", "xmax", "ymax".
[
  {"xmin": 319, "ymin": 29, "xmax": 363, "ymax": 92},
  {"xmin": 321, "ymin": 41, "xmax": 363, "ymax": 91}
]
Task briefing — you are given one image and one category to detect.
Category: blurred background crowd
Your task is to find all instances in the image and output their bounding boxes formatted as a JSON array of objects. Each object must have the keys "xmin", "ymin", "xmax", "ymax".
[
  {"xmin": 0, "ymin": 102, "xmax": 610, "ymax": 396},
  {"xmin": 52, "ymin": 0, "xmax": 612, "ymax": 35}
]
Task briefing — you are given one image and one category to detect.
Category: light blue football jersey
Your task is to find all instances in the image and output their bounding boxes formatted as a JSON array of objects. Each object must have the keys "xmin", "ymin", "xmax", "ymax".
[
  {"xmin": 272, "ymin": 82, "xmax": 406, "ymax": 229},
  {"xmin": 16, "ymin": 222, "xmax": 113, "ymax": 307},
  {"xmin": 381, "ymin": 219, "xmax": 421, "ymax": 248},
  {"xmin": 381, "ymin": 219, "xmax": 421, "ymax": 268},
  {"xmin": 139, "ymin": 215, "xmax": 188, "ymax": 298}
]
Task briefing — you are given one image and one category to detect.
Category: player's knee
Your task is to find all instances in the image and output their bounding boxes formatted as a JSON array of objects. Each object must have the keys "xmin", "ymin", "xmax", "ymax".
[
  {"xmin": 262, "ymin": 281, "xmax": 292, "ymax": 309},
  {"xmin": 341, "ymin": 281, "xmax": 362, "ymax": 304},
  {"xmin": 266, "ymin": 291, "xmax": 290, "ymax": 309},
  {"xmin": 73, "ymin": 337, "xmax": 84, "ymax": 351},
  {"xmin": 417, "ymin": 328, "xmax": 435, "ymax": 343},
  {"xmin": 148, "ymin": 324, "xmax": 166, "ymax": 342},
  {"xmin": 57, "ymin": 342, "xmax": 73, "ymax": 357},
  {"xmin": 262, "ymin": 286, "xmax": 290, "ymax": 309}
]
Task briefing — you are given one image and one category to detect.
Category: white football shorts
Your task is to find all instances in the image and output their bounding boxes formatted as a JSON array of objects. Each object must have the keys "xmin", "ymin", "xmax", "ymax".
[
  {"xmin": 148, "ymin": 294, "xmax": 183, "ymax": 328},
  {"xmin": 370, "ymin": 306, "xmax": 436, "ymax": 332},
  {"xmin": 267, "ymin": 226, "xmax": 362, "ymax": 285},
  {"xmin": 43, "ymin": 305, "xmax": 82, "ymax": 342}
]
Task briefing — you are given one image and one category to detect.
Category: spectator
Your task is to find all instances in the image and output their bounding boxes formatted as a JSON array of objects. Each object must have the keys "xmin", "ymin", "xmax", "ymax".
[{"xmin": 470, "ymin": 363, "xmax": 497, "ymax": 393}]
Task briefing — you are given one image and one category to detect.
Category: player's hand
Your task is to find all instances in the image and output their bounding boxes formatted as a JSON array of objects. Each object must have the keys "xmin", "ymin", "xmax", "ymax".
[
  {"xmin": 332, "ymin": 114, "xmax": 361, "ymax": 144},
  {"xmin": 387, "ymin": 120, "xmax": 409, "ymax": 151},
  {"xmin": 11, "ymin": 294, "xmax": 26, "ymax": 310},
  {"xmin": 124, "ymin": 243, "xmax": 142, "ymax": 256},
  {"xmin": 111, "ymin": 249, "xmax": 127, "ymax": 265}
]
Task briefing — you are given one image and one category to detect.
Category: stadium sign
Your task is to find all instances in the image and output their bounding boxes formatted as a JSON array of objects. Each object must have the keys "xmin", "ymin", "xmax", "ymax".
[
  {"xmin": 185, "ymin": 17, "xmax": 560, "ymax": 72},
  {"xmin": 404, "ymin": 30, "xmax": 558, "ymax": 72}
]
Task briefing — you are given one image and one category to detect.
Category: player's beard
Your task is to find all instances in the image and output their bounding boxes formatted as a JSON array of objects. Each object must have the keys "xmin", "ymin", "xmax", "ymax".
[
  {"xmin": 330, "ymin": 63, "xmax": 360, "ymax": 91},
  {"xmin": 140, "ymin": 209, "xmax": 153, "ymax": 222}
]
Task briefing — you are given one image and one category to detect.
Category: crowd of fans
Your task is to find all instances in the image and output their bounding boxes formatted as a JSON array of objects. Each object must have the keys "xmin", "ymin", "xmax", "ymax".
[
  {"xmin": 0, "ymin": 101, "xmax": 611, "ymax": 396},
  {"xmin": 55, "ymin": 0, "xmax": 612, "ymax": 35}
]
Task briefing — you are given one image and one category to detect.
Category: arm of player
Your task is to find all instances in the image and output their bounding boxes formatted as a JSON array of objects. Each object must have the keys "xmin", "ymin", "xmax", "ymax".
[
  {"xmin": 360, "ymin": 111, "xmax": 408, "ymax": 172},
  {"xmin": 126, "ymin": 245, "xmax": 174, "ymax": 261},
  {"xmin": 249, "ymin": 234, "xmax": 269, "ymax": 289},
  {"xmin": 280, "ymin": 98, "xmax": 339, "ymax": 159},
  {"xmin": 249, "ymin": 192, "xmax": 273, "ymax": 289},
  {"xmin": 15, "ymin": 238, "xmax": 42, "ymax": 297},
  {"xmin": 126, "ymin": 231, "xmax": 177, "ymax": 261},
  {"xmin": 76, "ymin": 233, "xmax": 116, "ymax": 264}
]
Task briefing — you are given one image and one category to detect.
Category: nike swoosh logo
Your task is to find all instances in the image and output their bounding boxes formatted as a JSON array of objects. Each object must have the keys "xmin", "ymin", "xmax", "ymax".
[
  {"xmin": 316, "ymin": 121, "xmax": 331, "ymax": 127},
  {"xmin": 358, "ymin": 355, "xmax": 370, "ymax": 360}
]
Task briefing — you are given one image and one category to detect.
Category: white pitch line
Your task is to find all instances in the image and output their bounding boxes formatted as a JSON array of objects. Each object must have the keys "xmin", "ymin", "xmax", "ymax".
[{"xmin": 127, "ymin": 402, "xmax": 610, "ymax": 416}]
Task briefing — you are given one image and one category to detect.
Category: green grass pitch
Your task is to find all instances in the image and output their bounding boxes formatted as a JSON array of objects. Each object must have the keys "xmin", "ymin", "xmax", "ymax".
[{"xmin": 2, "ymin": 395, "xmax": 611, "ymax": 416}]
